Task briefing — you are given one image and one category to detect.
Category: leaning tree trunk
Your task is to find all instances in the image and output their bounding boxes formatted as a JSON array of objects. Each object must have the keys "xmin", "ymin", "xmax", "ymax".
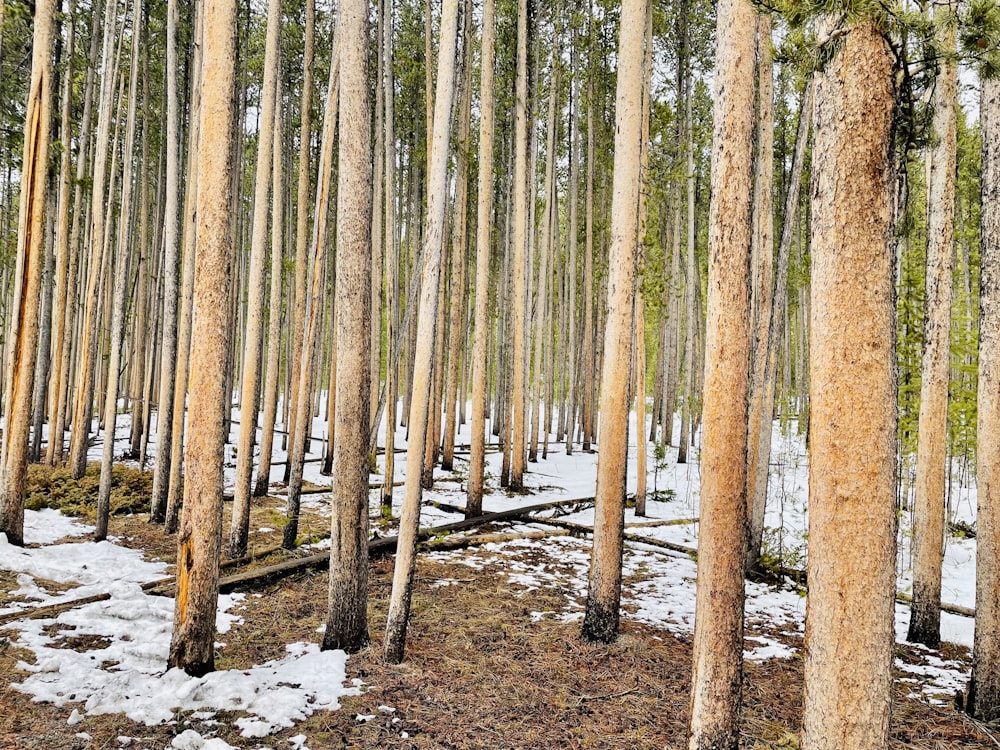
[
  {"xmin": 383, "ymin": 0, "xmax": 460, "ymax": 665},
  {"xmin": 167, "ymin": 0, "xmax": 237, "ymax": 677},
  {"xmin": 580, "ymin": 0, "xmax": 648, "ymax": 645},
  {"xmin": 801, "ymin": 16, "xmax": 897, "ymax": 750},
  {"xmin": 686, "ymin": 0, "xmax": 755, "ymax": 745},
  {"xmin": 908, "ymin": 4, "xmax": 957, "ymax": 650},
  {"xmin": 0, "ymin": 0, "xmax": 55, "ymax": 546},
  {"xmin": 966, "ymin": 67, "xmax": 1000, "ymax": 724}
]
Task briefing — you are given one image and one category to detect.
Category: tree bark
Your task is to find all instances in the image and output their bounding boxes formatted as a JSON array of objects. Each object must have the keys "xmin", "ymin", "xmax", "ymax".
[
  {"xmin": 466, "ymin": 0, "xmax": 495, "ymax": 517},
  {"xmin": 686, "ymin": 0, "xmax": 755, "ymax": 744},
  {"xmin": 383, "ymin": 0, "xmax": 460, "ymax": 664},
  {"xmin": 908, "ymin": 4, "xmax": 957, "ymax": 650},
  {"xmin": 801, "ymin": 17, "xmax": 897, "ymax": 750},
  {"xmin": 322, "ymin": 0, "xmax": 372, "ymax": 655},
  {"xmin": 580, "ymin": 0, "xmax": 647, "ymax": 645},
  {"xmin": 966, "ymin": 68, "xmax": 1000, "ymax": 724},
  {"xmin": 167, "ymin": 0, "xmax": 237, "ymax": 677},
  {"xmin": 0, "ymin": 0, "xmax": 55, "ymax": 546},
  {"xmin": 229, "ymin": 0, "xmax": 282, "ymax": 558}
]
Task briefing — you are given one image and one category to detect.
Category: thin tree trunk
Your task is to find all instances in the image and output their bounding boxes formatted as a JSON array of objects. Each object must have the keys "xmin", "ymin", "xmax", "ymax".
[
  {"xmin": 229, "ymin": 0, "xmax": 282, "ymax": 559},
  {"xmin": 466, "ymin": 0, "xmax": 495, "ymax": 517},
  {"xmin": 383, "ymin": 0, "xmax": 460, "ymax": 664},
  {"xmin": 149, "ymin": 0, "xmax": 183, "ymax": 522},
  {"xmin": 253, "ymin": 87, "xmax": 286, "ymax": 500},
  {"xmin": 908, "ymin": 5, "xmax": 957, "ymax": 649},
  {"xmin": 96, "ymin": 0, "xmax": 143, "ymax": 540},
  {"xmin": 381, "ymin": 0, "xmax": 398, "ymax": 518}
]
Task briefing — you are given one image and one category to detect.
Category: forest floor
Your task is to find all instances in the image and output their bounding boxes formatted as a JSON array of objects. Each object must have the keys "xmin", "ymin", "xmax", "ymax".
[{"xmin": 0, "ymin": 472, "xmax": 996, "ymax": 750}]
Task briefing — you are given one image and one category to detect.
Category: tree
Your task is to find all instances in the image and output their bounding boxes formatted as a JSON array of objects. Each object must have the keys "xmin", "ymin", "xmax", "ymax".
[
  {"xmin": 230, "ymin": 0, "xmax": 282, "ymax": 559},
  {"xmin": 508, "ymin": 0, "xmax": 529, "ymax": 490},
  {"xmin": 0, "ymin": 0, "xmax": 55, "ymax": 546},
  {"xmin": 580, "ymin": 0, "xmax": 649, "ymax": 644},
  {"xmin": 149, "ymin": 0, "xmax": 182, "ymax": 524},
  {"xmin": 686, "ymin": 0, "xmax": 756, "ymax": 745},
  {"xmin": 908, "ymin": 3, "xmax": 957, "ymax": 649},
  {"xmin": 322, "ymin": 0, "xmax": 373, "ymax": 654},
  {"xmin": 801, "ymin": 17, "xmax": 897, "ymax": 750},
  {"xmin": 967, "ymin": 68, "xmax": 1000, "ymax": 723},
  {"xmin": 466, "ymin": 0, "xmax": 496, "ymax": 518},
  {"xmin": 167, "ymin": 0, "xmax": 237, "ymax": 676},
  {"xmin": 383, "ymin": 0, "xmax": 460, "ymax": 665}
]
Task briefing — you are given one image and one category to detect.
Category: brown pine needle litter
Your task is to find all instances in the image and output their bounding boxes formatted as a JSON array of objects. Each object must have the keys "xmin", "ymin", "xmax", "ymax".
[{"xmin": 0, "ymin": 472, "xmax": 995, "ymax": 748}]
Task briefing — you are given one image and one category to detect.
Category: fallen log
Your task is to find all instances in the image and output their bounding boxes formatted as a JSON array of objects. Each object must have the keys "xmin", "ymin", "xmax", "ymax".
[
  {"xmin": 527, "ymin": 516, "xmax": 698, "ymax": 558},
  {"xmin": 624, "ymin": 517, "xmax": 699, "ymax": 529},
  {"xmin": 216, "ymin": 496, "xmax": 596, "ymax": 593}
]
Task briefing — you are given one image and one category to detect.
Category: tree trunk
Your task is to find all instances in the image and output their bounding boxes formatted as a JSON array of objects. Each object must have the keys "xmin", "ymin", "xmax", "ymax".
[
  {"xmin": 149, "ymin": 0, "xmax": 182, "ymax": 522},
  {"xmin": 686, "ymin": 0, "xmax": 755, "ymax": 745},
  {"xmin": 383, "ymin": 0, "xmax": 460, "ymax": 664},
  {"xmin": 322, "ymin": 0, "xmax": 371, "ymax": 654},
  {"xmin": 744, "ymin": 12, "xmax": 774, "ymax": 563},
  {"xmin": 229, "ymin": 0, "xmax": 282, "ymax": 558},
  {"xmin": 167, "ymin": 0, "xmax": 237, "ymax": 677},
  {"xmin": 801, "ymin": 17, "xmax": 897, "ymax": 750},
  {"xmin": 381, "ymin": 0, "xmax": 398, "ymax": 518},
  {"xmin": 466, "ymin": 0, "xmax": 495, "ymax": 517},
  {"xmin": 969, "ymin": 72, "xmax": 1000, "ymax": 722},
  {"xmin": 508, "ymin": 0, "xmax": 529, "ymax": 490},
  {"xmin": 580, "ymin": 0, "xmax": 647, "ymax": 645},
  {"xmin": 0, "ymin": 0, "xmax": 55, "ymax": 546},
  {"xmin": 908, "ymin": 5, "xmax": 957, "ymax": 650},
  {"xmin": 96, "ymin": 0, "xmax": 143, "ymax": 540}
]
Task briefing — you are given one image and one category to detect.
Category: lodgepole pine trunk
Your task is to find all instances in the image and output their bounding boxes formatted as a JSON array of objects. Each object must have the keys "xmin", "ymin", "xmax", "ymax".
[
  {"xmin": 167, "ymin": 0, "xmax": 237, "ymax": 676},
  {"xmin": 686, "ymin": 0, "xmax": 755, "ymax": 744},
  {"xmin": 384, "ymin": 0, "xmax": 460, "ymax": 664},
  {"xmin": 322, "ymin": 0, "xmax": 372, "ymax": 653},
  {"xmin": 801, "ymin": 17, "xmax": 897, "ymax": 750},
  {"xmin": 466, "ymin": 0, "xmax": 496, "ymax": 517},
  {"xmin": 0, "ymin": 0, "xmax": 55, "ymax": 546},
  {"xmin": 580, "ymin": 0, "xmax": 648, "ymax": 645},
  {"xmin": 229, "ymin": 0, "xmax": 282, "ymax": 559},
  {"xmin": 908, "ymin": 3, "xmax": 957, "ymax": 650},
  {"xmin": 968, "ymin": 71, "xmax": 1000, "ymax": 724}
]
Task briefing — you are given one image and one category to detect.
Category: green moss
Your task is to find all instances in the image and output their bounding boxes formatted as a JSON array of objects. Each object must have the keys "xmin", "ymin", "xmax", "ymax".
[{"xmin": 26, "ymin": 463, "xmax": 153, "ymax": 519}]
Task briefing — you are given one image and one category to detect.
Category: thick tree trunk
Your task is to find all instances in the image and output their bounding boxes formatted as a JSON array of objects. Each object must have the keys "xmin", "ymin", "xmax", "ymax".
[
  {"xmin": 580, "ymin": 0, "xmax": 647, "ymax": 645},
  {"xmin": 908, "ymin": 7, "xmax": 957, "ymax": 650},
  {"xmin": 0, "ymin": 0, "xmax": 54, "ymax": 545},
  {"xmin": 966, "ymin": 71, "xmax": 1000, "ymax": 724},
  {"xmin": 322, "ymin": 0, "xmax": 371, "ymax": 654},
  {"xmin": 686, "ymin": 0, "xmax": 755, "ymax": 745},
  {"xmin": 383, "ymin": 0, "xmax": 460, "ymax": 664},
  {"xmin": 801, "ymin": 17, "xmax": 897, "ymax": 750},
  {"xmin": 167, "ymin": 0, "xmax": 237, "ymax": 677}
]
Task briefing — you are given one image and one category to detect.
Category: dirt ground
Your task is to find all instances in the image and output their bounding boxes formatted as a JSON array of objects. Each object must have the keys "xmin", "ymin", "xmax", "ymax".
[{"xmin": 0, "ymin": 479, "xmax": 997, "ymax": 749}]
